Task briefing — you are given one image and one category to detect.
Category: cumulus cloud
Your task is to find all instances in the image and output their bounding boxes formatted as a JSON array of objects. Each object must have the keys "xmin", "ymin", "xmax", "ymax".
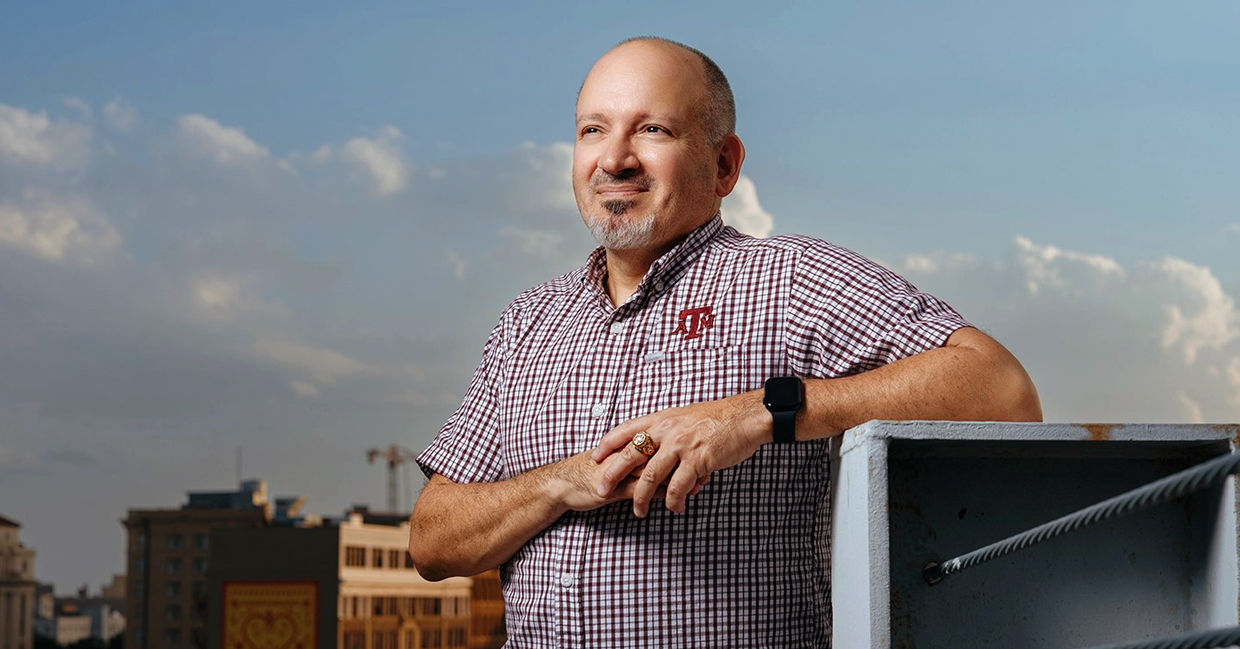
[
  {"xmin": 312, "ymin": 125, "xmax": 409, "ymax": 196},
  {"xmin": 1154, "ymin": 257, "xmax": 1238, "ymax": 365},
  {"xmin": 896, "ymin": 237, "xmax": 1240, "ymax": 423},
  {"xmin": 721, "ymin": 175, "xmax": 774, "ymax": 237},
  {"xmin": 192, "ymin": 275, "xmax": 288, "ymax": 322},
  {"xmin": 0, "ymin": 190, "xmax": 121, "ymax": 264},
  {"xmin": 0, "ymin": 103, "xmax": 92, "ymax": 170},
  {"xmin": 103, "ymin": 98, "xmax": 137, "ymax": 132},
  {"xmin": 1224, "ymin": 223, "xmax": 1240, "ymax": 235},
  {"xmin": 175, "ymin": 114, "xmax": 269, "ymax": 165},
  {"xmin": 252, "ymin": 338, "xmax": 374, "ymax": 387}
]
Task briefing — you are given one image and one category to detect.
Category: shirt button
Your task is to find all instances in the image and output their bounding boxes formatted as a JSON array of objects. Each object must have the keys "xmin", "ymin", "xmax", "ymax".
[
  {"xmin": 590, "ymin": 404, "xmax": 606, "ymax": 418},
  {"xmin": 560, "ymin": 573, "xmax": 575, "ymax": 588},
  {"xmin": 653, "ymin": 280, "xmax": 665, "ymax": 292},
  {"xmin": 610, "ymin": 321, "xmax": 625, "ymax": 334}
]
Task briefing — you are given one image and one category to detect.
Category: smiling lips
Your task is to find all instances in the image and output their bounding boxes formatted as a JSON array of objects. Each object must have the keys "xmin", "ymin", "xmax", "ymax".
[{"xmin": 596, "ymin": 185, "xmax": 647, "ymax": 197}]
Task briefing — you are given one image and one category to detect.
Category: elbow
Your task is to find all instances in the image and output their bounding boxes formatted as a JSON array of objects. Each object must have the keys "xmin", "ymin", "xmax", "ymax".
[{"xmin": 408, "ymin": 520, "xmax": 453, "ymax": 582}]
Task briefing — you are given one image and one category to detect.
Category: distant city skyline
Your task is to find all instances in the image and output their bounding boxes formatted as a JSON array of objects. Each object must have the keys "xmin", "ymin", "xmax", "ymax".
[{"xmin": 1, "ymin": 1, "xmax": 1238, "ymax": 593}]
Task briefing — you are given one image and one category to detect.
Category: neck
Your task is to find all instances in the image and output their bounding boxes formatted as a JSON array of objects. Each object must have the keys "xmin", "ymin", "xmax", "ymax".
[{"xmin": 602, "ymin": 247, "xmax": 658, "ymax": 307}]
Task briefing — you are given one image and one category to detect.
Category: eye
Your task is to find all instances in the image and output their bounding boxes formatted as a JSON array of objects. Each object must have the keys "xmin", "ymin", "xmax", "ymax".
[
  {"xmin": 643, "ymin": 125, "xmax": 667, "ymax": 134},
  {"xmin": 579, "ymin": 126, "xmax": 602, "ymax": 138}
]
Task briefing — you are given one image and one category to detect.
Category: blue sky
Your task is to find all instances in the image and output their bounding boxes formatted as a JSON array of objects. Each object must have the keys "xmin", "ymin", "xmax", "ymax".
[{"xmin": 1, "ymin": 1, "xmax": 1238, "ymax": 593}]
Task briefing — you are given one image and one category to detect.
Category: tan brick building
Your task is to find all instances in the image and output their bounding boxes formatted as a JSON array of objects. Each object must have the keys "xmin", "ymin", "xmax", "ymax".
[{"xmin": 0, "ymin": 514, "xmax": 36, "ymax": 649}]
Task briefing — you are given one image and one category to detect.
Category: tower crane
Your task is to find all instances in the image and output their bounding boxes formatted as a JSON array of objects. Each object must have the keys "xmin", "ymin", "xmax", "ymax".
[{"xmin": 366, "ymin": 444, "xmax": 419, "ymax": 512}]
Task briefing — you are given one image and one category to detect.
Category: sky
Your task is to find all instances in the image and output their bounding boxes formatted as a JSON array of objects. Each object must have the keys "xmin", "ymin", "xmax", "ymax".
[{"xmin": 1, "ymin": 1, "xmax": 1238, "ymax": 594}]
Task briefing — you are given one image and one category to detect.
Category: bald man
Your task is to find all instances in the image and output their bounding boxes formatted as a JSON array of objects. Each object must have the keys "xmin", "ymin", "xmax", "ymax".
[{"xmin": 411, "ymin": 37, "xmax": 1040, "ymax": 647}]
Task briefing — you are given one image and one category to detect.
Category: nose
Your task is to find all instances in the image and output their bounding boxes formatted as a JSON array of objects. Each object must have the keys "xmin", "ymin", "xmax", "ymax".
[{"xmin": 598, "ymin": 133, "xmax": 639, "ymax": 177}]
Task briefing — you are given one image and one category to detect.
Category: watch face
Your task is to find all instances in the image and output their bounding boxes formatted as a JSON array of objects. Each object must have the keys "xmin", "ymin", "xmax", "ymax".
[{"xmin": 765, "ymin": 377, "xmax": 803, "ymax": 409}]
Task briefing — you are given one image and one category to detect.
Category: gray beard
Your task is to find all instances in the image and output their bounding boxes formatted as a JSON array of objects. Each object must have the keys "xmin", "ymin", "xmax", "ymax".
[{"xmin": 586, "ymin": 202, "xmax": 657, "ymax": 250}]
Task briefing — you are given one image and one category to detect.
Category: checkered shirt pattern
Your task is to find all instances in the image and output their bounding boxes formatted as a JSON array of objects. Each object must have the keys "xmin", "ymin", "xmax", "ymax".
[{"xmin": 418, "ymin": 216, "xmax": 971, "ymax": 648}]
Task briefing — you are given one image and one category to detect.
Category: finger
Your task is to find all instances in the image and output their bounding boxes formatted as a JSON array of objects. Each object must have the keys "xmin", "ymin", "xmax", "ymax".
[
  {"xmin": 595, "ymin": 442, "xmax": 651, "ymax": 497},
  {"xmin": 633, "ymin": 449, "xmax": 678, "ymax": 518},
  {"xmin": 664, "ymin": 462, "xmax": 703, "ymax": 514},
  {"xmin": 688, "ymin": 475, "xmax": 710, "ymax": 497},
  {"xmin": 592, "ymin": 413, "xmax": 657, "ymax": 461}
]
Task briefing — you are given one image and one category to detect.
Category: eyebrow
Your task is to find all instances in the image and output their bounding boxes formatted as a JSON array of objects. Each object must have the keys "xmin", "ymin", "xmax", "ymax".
[{"xmin": 575, "ymin": 112, "xmax": 673, "ymax": 125}]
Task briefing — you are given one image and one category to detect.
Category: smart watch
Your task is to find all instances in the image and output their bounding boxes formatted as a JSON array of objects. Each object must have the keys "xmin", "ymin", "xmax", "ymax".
[{"xmin": 763, "ymin": 377, "xmax": 804, "ymax": 444}]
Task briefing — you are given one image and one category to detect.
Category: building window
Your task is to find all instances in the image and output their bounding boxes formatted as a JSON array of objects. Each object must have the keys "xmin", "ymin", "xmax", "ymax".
[
  {"xmin": 405, "ymin": 553, "xmax": 415, "ymax": 569},
  {"xmin": 167, "ymin": 558, "xmax": 182, "ymax": 574},
  {"xmin": 373, "ymin": 597, "xmax": 384, "ymax": 616},
  {"xmin": 343, "ymin": 631, "xmax": 365, "ymax": 649},
  {"xmin": 137, "ymin": 532, "xmax": 147, "ymax": 551},
  {"xmin": 422, "ymin": 630, "xmax": 442, "ymax": 648},
  {"xmin": 136, "ymin": 558, "xmax": 146, "ymax": 575},
  {"xmin": 193, "ymin": 533, "xmax": 209, "ymax": 550},
  {"xmin": 388, "ymin": 549, "xmax": 401, "ymax": 569},
  {"xmin": 167, "ymin": 534, "xmax": 183, "ymax": 550},
  {"xmin": 420, "ymin": 598, "xmax": 441, "ymax": 615},
  {"xmin": 344, "ymin": 546, "xmax": 366, "ymax": 567},
  {"xmin": 166, "ymin": 582, "xmax": 181, "ymax": 597},
  {"xmin": 372, "ymin": 548, "xmax": 384, "ymax": 568},
  {"xmin": 405, "ymin": 630, "xmax": 415, "ymax": 649},
  {"xmin": 191, "ymin": 581, "xmax": 206, "ymax": 599},
  {"xmin": 192, "ymin": 557, "xmax": 208, "ymax": 575},
  {"xmin": 165, "ymin": 628, "xmax": 181, "ymax": 647},
  {"xmin": 136, "ymin": 583, "xmax": 145, "ymax": 598},
  {"xmin": 448, "ymin": 628, "xmax": 467, "ymax": 648},
  {"xmin": 373, "ymin": 630, "xmax": 397, "ymax": 649},
  {"xmin": 166, "ymin": 604, "xmax": 182, "ymax": 622}
]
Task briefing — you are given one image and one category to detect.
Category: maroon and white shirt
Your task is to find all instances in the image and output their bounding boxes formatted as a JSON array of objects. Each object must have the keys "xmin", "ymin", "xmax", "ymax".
[{"xmin": 418, "ymin": 216, "xmax": 970, "ymax": 648}]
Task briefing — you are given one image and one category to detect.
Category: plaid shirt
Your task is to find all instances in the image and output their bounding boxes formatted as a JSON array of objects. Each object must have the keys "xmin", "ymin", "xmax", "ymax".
[{"xmin": 419, "ymin": 216, "xmax": 969, "ymax": 648}]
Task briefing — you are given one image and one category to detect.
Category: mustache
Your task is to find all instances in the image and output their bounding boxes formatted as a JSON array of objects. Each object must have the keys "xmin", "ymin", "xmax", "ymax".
[{"xmin": 589, "ymin": 171, "xmax": 653, "ymax": 190}]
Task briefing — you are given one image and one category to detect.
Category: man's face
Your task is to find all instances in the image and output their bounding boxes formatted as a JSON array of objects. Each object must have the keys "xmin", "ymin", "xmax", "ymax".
[{"xmin": 573, "ymin": 42, "xmax": 721, "ymax": 253}]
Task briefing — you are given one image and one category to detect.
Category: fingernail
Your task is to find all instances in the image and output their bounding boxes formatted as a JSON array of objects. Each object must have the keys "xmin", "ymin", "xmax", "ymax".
[{"xmin": 597, "ymin": 484, "xmax": 606, "ymax": 496}]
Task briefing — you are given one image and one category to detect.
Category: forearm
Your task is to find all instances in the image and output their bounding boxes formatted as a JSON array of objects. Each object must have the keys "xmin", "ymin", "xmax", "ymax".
[
  {"xmin": 796, "ymin": 326, "xmax": 1042, "ymax": 440},
  {"xmin": 409, "ymin": 466, "xmax": 568, "ymax": 581}
]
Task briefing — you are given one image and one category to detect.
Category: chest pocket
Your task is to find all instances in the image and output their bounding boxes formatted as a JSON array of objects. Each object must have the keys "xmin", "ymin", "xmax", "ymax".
[{"xmin": 627, "ymin": 344, "xmax": 750, "ymax": 415}]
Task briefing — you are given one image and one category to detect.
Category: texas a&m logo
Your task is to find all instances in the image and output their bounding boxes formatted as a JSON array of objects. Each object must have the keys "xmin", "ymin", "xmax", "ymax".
[{"xmin": 674, "ymin": 306, "xmax": 714, "ymax": 340}]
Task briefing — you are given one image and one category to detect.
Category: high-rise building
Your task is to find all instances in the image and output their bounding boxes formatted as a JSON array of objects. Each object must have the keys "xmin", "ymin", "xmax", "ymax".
[
  {"xmin": 0, "ymin": 514, "xmax": 36, "ymax": 649},
  {"xmin": 121, "ymin": 480, "xmax": 271, "ymax": 649}
]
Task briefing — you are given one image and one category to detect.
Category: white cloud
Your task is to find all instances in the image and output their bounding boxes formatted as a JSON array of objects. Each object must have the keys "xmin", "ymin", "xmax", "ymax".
[
  {"xmin": 192, "ymin": 275, "xmax": 288, "ymax": 322},
  {"xmin": 317, "ymin": 125, "xmax": 409, "ymax": 196},
  {"xmin": 0, "ymin": 190, "xmax": 121, "ymax": 264},
  {"xmin": 500, "ymin": 227, "xmax": 565, "ymax": 258},
  {"xmin": 253, "ymin": 338, "xmax": 373, "ymax": 387},
  {"xmin": 1155, "ymin": 257, "xmax": 1239, "ymax": 365},
  {"xmin": 290, "ymin": 380, "xmax": 321, "ymax": 398},
  {"xmin": 103, "ymin": 98, "xmax": 137, "ymax": 132},
  {"xmin": 176, "ymin": 114, "xmax": 269, "ymax": 165},
  {"xmin": 444, "ymin": 249, "xmax": 467, "ymax": 280},
  {"xmin": 897, "ymin": 236, "xmax": 1240, "ymax": 423},
  {"xmin": 0, "ymin": 103, "xmax": 92, "ymax": 170},
  {"xmin": 721, "ymin": 175, "xmax": 773, "ymax": 237},
  {"xmin": 1013, "ymin": 235, "xmax": 1125, "ymax": 295}
]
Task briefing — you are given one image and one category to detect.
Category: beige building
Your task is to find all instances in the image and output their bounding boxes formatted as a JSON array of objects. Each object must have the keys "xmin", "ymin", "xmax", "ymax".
[
  {"xmin": 206, "ymin": 510, "xmax": 505, "ymax": 649},
  {"xmin": 122, "ymin": 480, "xmax": 270, "ymax": 649},
  {"xmin": 0, "ymin": 514, "xmax": 36, "ymax": 649}
]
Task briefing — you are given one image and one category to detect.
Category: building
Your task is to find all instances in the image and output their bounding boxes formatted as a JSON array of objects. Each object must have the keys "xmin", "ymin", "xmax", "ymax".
[
  {"xmin": 0, "ymin": 514, "xmax": 37, "ymax": 649},
  {"xmin": 122, "ymin": 480, "xmax": 272, "ymax": 649},
  {"xmin": 206, "ymin": 510, "xmax": 505, "ymax": 649},
  {"xmin": 51, "ymin": 585, "xmax": 126, "ymax": 646}
]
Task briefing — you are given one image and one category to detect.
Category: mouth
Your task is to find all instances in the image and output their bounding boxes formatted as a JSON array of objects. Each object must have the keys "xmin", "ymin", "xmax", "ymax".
[{"xmin": 595, "ymin": 185, "xmax": 647, "ymax": 198}]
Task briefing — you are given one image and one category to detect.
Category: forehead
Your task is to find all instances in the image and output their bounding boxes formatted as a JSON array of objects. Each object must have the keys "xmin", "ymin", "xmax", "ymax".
[{"xmin": 576, "ymin": 42, "xmax": 707, "ymax": 121}]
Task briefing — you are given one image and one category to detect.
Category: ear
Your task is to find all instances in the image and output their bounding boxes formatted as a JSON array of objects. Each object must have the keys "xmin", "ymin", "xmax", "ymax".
[{"xmin": 714, "ymin": 134, "xmax": 746, "ymax": 198}]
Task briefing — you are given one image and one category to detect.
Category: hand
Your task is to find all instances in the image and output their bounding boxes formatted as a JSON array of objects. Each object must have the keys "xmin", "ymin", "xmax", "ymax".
[
  {"xmin": 591, "ymin": 390, "xmax": 769, "ymax": 517},
  {"xmin": 547, "ymin": 449, "xmax": 665, "ymax": 513}
]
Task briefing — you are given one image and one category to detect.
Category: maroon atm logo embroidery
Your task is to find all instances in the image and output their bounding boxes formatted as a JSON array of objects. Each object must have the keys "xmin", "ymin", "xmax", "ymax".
[{"xmin": 674, "ymin": 306, "xmax": 714, "ymax": 340}]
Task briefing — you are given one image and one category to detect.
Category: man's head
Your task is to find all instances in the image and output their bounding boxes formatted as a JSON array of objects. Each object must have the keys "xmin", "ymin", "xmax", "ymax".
[{"xmin": 573, "ymin": 37, "xmax": 745, "ymax": 254}]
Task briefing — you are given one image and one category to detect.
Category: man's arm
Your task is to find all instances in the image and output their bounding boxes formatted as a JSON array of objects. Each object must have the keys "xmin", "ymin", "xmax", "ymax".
[
  {"xmin": 593, "ymin": 326, "xmax": 1041, "ymax": 517},
  {"xmin": 408, "ymin": 450, "xmax": 652, "ymax": 581}
]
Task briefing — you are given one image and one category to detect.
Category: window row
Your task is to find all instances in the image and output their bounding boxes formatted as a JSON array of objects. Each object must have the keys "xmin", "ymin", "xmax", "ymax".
[
  {"xmin": 344, "ymin": 545, "xmax": 416, "ymax": 570},
  {"xmin": 342, "ymin": 627, "xmax": 468, "ymax": 649},
  {"xmin": 340, "ymin": 595, "xmax": 469, "ymax": 619}
]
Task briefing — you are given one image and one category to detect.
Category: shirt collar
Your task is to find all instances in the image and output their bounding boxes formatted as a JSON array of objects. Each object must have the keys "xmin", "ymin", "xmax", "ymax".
[{"xmin": 582, "ymin": 213, "xmax": 725, "ymax": 306}]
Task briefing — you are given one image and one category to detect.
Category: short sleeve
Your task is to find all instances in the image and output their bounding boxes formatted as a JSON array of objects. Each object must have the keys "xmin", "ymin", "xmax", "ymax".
[
  {"xmin": 416, "ymin": 319, "xmax": 508, "ymax": 484},
  {"xmin": 784, "ymin": 242, "xmax": 971, "ymax": 378}
]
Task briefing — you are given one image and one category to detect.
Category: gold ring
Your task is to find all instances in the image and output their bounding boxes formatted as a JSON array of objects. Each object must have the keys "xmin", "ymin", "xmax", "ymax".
[{"xmin": 631, "ymin": 431, "xmax": 655, "ymax": 457}]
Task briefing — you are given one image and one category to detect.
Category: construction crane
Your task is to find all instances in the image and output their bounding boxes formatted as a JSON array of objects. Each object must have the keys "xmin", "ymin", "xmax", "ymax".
[{"xmin": 366, "ymin": 444, "xmax": 418, "ymax": 512}]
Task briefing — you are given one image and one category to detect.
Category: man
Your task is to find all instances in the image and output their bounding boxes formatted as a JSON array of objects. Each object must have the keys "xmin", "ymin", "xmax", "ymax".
[{"xmin": 410, "ymin": 37, "xmax": 1041, "ymax": 647}]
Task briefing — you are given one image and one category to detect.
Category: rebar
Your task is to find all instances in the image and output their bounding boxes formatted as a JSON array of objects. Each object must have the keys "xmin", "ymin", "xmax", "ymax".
[
  {"xmin": 1081, "ymin": 626, "xmax": 1240, "ymax": 649},
  {"xmin": 924, "ymin": 450, "xmax": 1240, "ymax": 585}
]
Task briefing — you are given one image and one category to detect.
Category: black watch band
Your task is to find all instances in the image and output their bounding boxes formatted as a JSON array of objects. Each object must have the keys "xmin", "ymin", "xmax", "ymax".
[
  {"xmin": 771, "ymin": 408, "xmax": 798, "ymax": 444},
  {"xmin": 764, "ymin": 376, "xmax": 804, "ymax": 444}
]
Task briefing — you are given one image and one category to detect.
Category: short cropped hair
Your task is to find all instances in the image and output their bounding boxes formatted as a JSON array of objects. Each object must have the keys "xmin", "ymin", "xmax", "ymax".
[{"xmin": 611, "ymin": 36, "xmax": 737, "ymax": 146}]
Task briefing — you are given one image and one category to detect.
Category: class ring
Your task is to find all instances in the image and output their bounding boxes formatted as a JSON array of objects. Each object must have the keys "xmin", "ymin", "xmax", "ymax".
[{"xmin": 631, "ymin": 431, "xmax": 656, "ymax": 457}]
